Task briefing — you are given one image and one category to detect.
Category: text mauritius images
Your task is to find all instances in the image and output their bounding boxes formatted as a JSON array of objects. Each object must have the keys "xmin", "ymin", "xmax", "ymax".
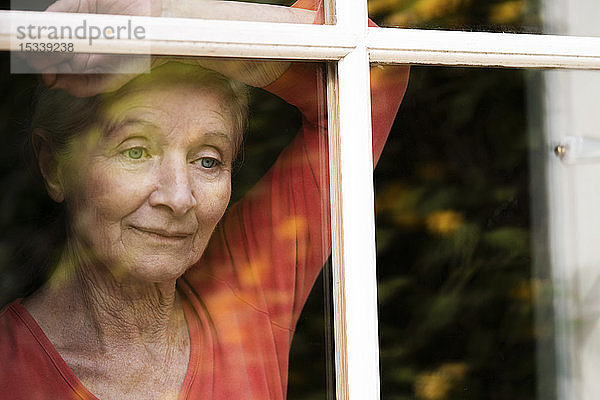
[{"xmin": 16, "ymin": 19, "xmax": 146, "ymax": 46}]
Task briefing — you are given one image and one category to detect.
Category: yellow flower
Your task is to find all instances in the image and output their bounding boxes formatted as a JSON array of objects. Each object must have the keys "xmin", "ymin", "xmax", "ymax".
[
  {"xmin": 425, "ymin": 210, "xmax": 464, "ymax": 235},
  {"xmin": 415, "ymin": 362, "xmax": 468, "ymax": 400},
  {"xmin": 384, "ymin": 0, "xmax": 469, "ymax": 26},
  {"xmin": 490, "ymin": 0, "xmax": 526, "ymax": 24}
]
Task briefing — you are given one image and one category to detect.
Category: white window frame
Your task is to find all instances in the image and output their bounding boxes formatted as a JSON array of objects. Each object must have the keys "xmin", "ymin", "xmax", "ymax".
[{"xmin": 2, "ymin": 1, "xmax": 600, "ymax": 398}]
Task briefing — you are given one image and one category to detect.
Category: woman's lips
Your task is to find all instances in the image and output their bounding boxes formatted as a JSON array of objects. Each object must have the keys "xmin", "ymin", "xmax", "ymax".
[{"xmin": 130, "ymin": 225, "xmax": 194, "ymax": 240}]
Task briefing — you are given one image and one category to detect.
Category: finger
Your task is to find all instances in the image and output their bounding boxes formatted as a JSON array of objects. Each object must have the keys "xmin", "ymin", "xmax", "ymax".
[
  {"xmin": 51, "ymin": 74, "xmax": 107, "ymax": 97},
  {"xmin": 52, "ymin": 73, "xmax": 136, "ymax": 97},
  {"xmin": 18, "ymin": 51, "xmax": 74, "ymax": 72},
  {"xmin": 45, "ymin": 0, "xmax": 89, "ymax": 13},
  {"xmin": 47, "ymin": 0, "xmax": 158, "ymax": 15}
]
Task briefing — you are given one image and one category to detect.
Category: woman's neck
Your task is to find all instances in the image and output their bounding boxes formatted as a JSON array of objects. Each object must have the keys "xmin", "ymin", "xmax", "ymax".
[
  {"xmin": 23, "ymin": 241, "xmax": 191, "ymax": 399},
  {"xmin": 24, "ymin": 240, "xmax": 188, "ymax": 354}
]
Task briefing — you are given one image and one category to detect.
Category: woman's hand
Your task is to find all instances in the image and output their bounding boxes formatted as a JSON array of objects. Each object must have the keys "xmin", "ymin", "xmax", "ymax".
[
  {"xmin": 45, "ymin": 0, "xmax": 161, "ymax": 16},
  {"xmin": 25, "ymin": 0, "xmax": 159, "ymax": 96},
  {"xmin": 25, "ymin": 0, "xmax": 317, "ymax": 96},
  {"xmin": 179, "ymin": 58, "xmax": 292, "ymax": 89}
]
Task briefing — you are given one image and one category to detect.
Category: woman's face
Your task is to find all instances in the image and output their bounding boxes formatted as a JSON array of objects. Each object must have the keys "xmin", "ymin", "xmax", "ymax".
[{"xmin": 58, "ymin": 82, "xmax": 235, "ymax": 283}]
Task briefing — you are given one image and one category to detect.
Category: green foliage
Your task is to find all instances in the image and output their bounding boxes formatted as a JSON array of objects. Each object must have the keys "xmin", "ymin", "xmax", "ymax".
[
  {"xmin": 375, "ymin": 66, "xmax": 541, "ymax": 399},
  {"xmin": 369, "ymin": 0, "xmax": 541, "ymax": 34}
]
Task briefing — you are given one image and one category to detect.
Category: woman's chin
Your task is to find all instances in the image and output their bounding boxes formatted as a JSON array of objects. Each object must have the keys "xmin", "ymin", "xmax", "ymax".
[
  {"xmin": 107, "ymin": 255, "xmax": 197, "ymax": 286},
  {"xmin": 66, "ymin": 236, "xmax": 205, "ymax": 288}
]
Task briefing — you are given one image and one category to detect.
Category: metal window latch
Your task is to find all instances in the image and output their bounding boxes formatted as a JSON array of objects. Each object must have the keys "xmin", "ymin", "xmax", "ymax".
[{"xmin": 554, "ymin": 136, "xmax": 600, "ymax": 164}]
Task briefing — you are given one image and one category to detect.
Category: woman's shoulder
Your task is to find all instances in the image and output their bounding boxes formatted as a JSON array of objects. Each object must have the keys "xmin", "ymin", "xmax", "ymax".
[
  {"xmin": 0, "ymin": 299, "xmax": 25, "ymax": 326},
  {"xmin": 0, "ymin": 299, "xmax": 44, "ymax": 358},
  {"xmin": 0, "ymin": 300, "xmax": 41, "ymax": 391},
  {"xmin": 0, "ymin": 299, "xmax": 93, "ymax": 399}
]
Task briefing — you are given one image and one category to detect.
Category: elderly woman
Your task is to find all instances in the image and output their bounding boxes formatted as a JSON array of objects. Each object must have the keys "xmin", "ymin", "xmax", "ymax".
[{"xmin": 0, "ymin": 1, "xmax": 409, "ymax": 399}]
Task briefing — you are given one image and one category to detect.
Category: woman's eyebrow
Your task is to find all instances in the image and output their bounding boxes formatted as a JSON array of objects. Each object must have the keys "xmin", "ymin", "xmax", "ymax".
[
  {"xmin": 202, "ymin": 130, "xmax": 233, "ymax": 146},
  {"xmin": 102, "ymin": 118, "xmax": 157, "ymax": 139},
  {"xmin": 100, "ymin": 117, "xmax": 234, "ymax": 148}
]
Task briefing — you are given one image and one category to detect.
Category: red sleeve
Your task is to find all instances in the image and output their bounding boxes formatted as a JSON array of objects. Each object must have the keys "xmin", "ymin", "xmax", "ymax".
[{"xmin": 185, "ymin": 3, "xmax": 409, "ymax": 332}]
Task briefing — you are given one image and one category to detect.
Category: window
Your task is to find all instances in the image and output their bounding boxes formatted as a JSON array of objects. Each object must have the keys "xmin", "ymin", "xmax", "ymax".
[{"xmin": 2, "ymin": 0, "xmax": 600, "ymax": 398}]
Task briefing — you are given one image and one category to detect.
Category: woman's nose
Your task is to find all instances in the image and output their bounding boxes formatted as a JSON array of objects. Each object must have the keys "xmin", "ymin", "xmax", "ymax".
[{"xmin": 148, "ymin": 157, "xmax": 197, "ymax": 216}]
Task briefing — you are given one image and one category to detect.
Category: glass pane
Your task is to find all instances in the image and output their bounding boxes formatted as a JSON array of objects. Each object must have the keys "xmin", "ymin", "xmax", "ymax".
[
  {"xmin": 374, "ymin": 65, "xmax": 558, "ymax": 399},
  {"xmin": 368, "ymin": 0, "xmax": 598, "ymax": 36},
  {"xmin": 0, "ymin": 52, "xmax": 333, "ymax": 399}
]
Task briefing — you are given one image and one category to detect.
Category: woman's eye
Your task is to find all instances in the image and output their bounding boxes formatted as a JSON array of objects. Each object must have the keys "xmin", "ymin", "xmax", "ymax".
[
  {"xmin": 199, "ymin": 157, "xmax": 217, "ymax": 169},
  {"xmin": 123, "ymin": 147, "xmax": 146, "ymax": 160}
]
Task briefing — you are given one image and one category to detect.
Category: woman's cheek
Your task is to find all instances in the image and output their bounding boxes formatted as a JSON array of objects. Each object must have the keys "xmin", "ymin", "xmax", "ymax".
[
  {"xmin": 92, "ymin": 166, "xmax": 141, "ymax": 200},
  {"xmin": 69, "ymin": 162, "xmax": 150, "ymax": 229},
  {"xmin": 196, "ymin": 175, "xmax": 232, "ymax": 224}
]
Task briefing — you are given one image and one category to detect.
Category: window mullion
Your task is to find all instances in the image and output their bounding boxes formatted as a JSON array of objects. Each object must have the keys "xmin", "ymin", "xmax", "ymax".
[
  {"xmin": 4, "ymin": 10, "xmax": 600, "ymax": 68},
  {"xmin": 1, "ymin": 10, "xmax": 355, "ymax": 59},
  {"xmin": 331, "ymin": 45, "xmax": 380, "ymax": 400},
  {"xmin": 330, "ymin": 0, "xmax": 381, "ymax": 399},
  {"xmin": 368, "ymin": 27, "xmax": 600, "ymax": 69}
]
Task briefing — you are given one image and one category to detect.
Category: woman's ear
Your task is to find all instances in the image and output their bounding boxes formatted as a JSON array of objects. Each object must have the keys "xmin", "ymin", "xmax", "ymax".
[{"xmin": 32, "ymin": 129, "xmax": 65, "ymax": 203}]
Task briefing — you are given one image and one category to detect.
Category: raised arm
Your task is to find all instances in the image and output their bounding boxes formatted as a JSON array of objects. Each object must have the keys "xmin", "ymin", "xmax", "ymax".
[{"xmin": 187, "ymin": 0, "xmax": 409, "ymax": 334}]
